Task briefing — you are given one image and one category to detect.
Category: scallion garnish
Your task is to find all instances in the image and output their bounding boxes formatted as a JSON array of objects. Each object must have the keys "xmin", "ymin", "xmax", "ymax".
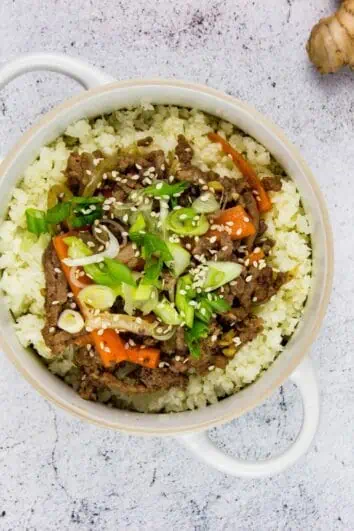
[
  {"xmin": 143, "ymin": 181, "xmax": 189, "ymax": 198},
  {"xmin": 185, "ymin": 319, "xmax": 209, "ymax": 359},
  {"xmin": 25, "ymin": 208, "xmax": 48, "ymax": 235},
  {"xmin": 166, "ymin": 207, "xmax": 209, "ymax": 236}
]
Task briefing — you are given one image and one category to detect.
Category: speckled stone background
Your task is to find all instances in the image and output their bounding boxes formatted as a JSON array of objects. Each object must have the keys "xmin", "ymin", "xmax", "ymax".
[{"xmin": 0, "ymin": 1, "xmax": 353, "ymax": 529}]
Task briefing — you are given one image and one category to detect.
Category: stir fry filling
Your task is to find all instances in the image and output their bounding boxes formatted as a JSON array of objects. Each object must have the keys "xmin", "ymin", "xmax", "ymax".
[{"xmin": 26, "ymin": 133, "xmax": 288, "ymax": 399}]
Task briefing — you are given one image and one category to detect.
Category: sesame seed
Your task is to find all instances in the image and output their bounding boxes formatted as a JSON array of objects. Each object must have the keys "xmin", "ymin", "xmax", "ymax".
[
  {"xmin": 175, "ymin": 356, "xmax": 181, "ymax": 361},
  {"xmin": 245, "ymin": 275, "xmax": 253, "ymax": 283},
  {"xmin": 49, "ymin": 326, "xmax": 55, "ymax": 333},
  {"xmin": 70, "ymin": 303, "xmax": 76, "ymax": 309},
  {"xmin": 54, "ymin": 267, "xmax": 61, "ymax": 274},
  {"xmin": 86, "ymin": 170, "xmax": 92, "ymax": 175},
  {"xmin": 236, "ymin": 228, "xmax": 242, "ymax": 236},
  {"xmin": 252, "ymin": 296, "xmax": 258, "ymax": 302},
  {"xmin": 51, "ymin": 300, "xmax": 59, "ymax": 305},
  {"xmin": 243, "ymin": 217, "xmax": 250, "ymax": 223},
  {"xmin": 208, "ymin": 365, "xmax": 215, "ymax": 371},
  {"xmin": 211, "ymin": 335, "xmax": 217, "ymax": 342},
  {"xmin": 209, "ymin": 236, "xmax": 217, "ymax": 243}
]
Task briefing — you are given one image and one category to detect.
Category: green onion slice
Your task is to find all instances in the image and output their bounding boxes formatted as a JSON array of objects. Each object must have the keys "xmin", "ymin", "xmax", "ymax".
[
  {"xmin": 46, "ymin": 202, "xmax": 71, "ymax": 225},
  {"xmin": 185, "ymin": 319, "xmax": 209, "ymax": 358},
  {"xmin": 25, "ymin": 208, "xmax": 48, "ymax": 235},
  {"xmin": 144, "ymin": 181, "xmax": 189, "ymax": 198},
  {"xmin": 143, "ymin": 233, "xmax": 173, "ymax": 262},
  {"xmin": 166, "ymin": 208, "xmax": 209, "ymax": 236}
]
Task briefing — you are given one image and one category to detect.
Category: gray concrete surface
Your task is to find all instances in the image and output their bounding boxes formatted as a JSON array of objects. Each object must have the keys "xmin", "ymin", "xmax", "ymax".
[{"xmin": 0, "ymin": 1, "xmax": 353, "ymax": 529}]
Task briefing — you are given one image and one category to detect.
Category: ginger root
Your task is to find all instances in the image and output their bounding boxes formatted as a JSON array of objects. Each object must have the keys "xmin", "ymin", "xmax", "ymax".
[{"xmin": 307, "ymin": 0, "xmax": 354, "ymax": 74}]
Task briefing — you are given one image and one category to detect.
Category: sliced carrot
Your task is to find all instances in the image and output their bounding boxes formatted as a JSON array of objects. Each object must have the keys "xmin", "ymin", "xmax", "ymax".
[
  {"xmin": 52, "ymin": 234, "xmax": 160, "ymax": 369},
  {"xmin": 52, "ymin": 234, "xmax": 91, "ymax": 300},
  {"xmin": 248, "ymin": 249, "xmax": 265, "ymax": 263},
  {"xmin": 93, "ymin": 329, "xmax": 160, "ymax": 369},
  {"xmin": 210, "ymin": 205, "xmax": 256, "ymax": 241},
  {"xmin": 208, "ymin": 132, "xmax": 272, "ymax": 213}
]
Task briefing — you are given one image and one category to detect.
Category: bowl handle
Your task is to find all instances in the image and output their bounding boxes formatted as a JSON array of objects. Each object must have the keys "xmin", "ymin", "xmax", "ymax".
[
  {"xmin": 0, "ymin": 52, "xmax": 115, "ymax": 91},
  {"xmin": 178, "ymin": 355, "xmax": 319, "ymax": 478}
]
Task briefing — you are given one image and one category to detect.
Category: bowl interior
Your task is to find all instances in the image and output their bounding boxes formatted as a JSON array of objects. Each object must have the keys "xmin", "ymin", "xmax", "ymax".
[{"xmin": 0, "ymin": 81, "xmax": 333, "ymax": 434}]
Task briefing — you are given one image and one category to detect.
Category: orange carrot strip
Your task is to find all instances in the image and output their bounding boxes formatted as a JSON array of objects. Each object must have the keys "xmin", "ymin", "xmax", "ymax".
[
  {"xmin": 52, "ymin": 234, "xmax": 160, "ymax": 369},
  {"xmin": 52, "ymin": 234, "xmax": 91, "ymax": 300},
  {"xmin": 208, "ymin": 132, "xmax": 272, "ymax": 213},
  {"xmin": 210, "ymin": 205, "xmax": 256, "ymax": 241},
  {"xmin": 93, "ymin": 329, "xmax": 160, "ymax": 369},
  {"xmin": 248, "ymin": 249, "xmax": 265, "ymax": 263}
]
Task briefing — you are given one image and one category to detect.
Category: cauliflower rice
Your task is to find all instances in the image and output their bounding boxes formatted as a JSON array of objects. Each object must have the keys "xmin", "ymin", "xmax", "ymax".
[{"xmin": 0, "ymin": 106, "xmax": 312, "ymax": 413}]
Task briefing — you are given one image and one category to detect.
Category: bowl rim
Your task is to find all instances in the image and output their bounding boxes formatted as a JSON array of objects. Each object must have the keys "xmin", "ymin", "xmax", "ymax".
[{"xmin": 0, "ymin": 78, "xmax": 334, "ymax": 434}]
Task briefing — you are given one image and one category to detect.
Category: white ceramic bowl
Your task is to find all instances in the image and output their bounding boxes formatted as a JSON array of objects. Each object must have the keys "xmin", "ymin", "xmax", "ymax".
[{"xmin": 0, "ymin": 54, "xmax": 333, "ymax": 477}]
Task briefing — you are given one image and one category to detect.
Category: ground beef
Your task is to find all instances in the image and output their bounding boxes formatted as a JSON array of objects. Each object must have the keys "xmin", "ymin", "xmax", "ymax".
[
  {"xmin": 192, "ymin": 231, "xmax": 233, "ymax": 261},
  {"xmin": 241, "ymin": 190, "xmax": 260, "ymax": 251},
  {"xmin": 175, "ymin": 327, "xmax": 188, "ymax": 356},
  {"xmin": 262, "ymin": 175, "xmax": 282, "ymax": 192},
  {"xmin": 220, "ymin": 307, "xmax": 249, "ymax": 325},
  {"xmin": 259, "ymin": 238, "xmax": 275, "ymax": 255},
  {"xmin": 222, "ymin": 264, "xmax": 288, "ymax": 318},
  {"xmin": 116, "ymin": 243, "xmax": 142, "ymax": 269},
  {"xmin": 175, "ymin": 135, "xmax": 194, "ymax": 165},
  {"xmin": 220, "ymin": 176, "xmax": 249, "ymax": 206},
  {"xmin": 258, "ymin": 219, "xmax": 268, "ymax": 238},
  {"xmin": 160, "ymin": 336, "xmax": 178, "ymax": 356},
  {"xmin": 231, "ymin": 177, "xmax": 250, "ymax": 195},
  {"xmin": 42, "ymin": 243, "xmax": 80, "ymax": 355},
  {"xmin": 139, "ymin": 368, "xmax": 187, "ymax": 390},
  {"xmin": 176, "ymin": 165, "xmax": 206, "ymax": 184},
  {"xmin": 100, "ymin": 372, "xmax": 150, "ymax": 395},
  {"xmin": 142, "ymin": 150, "xmax": 167, "ymax": 178},
  {"xmin": 234, "ymin": 315, "xmax": 264, "ymax": 344},
  {"xmin": 112, "ymin": 186, "xmax": 129, "ymax": 203},
  {"xmin": 213, "ymin": 355, "xmax": 229, "ymax": 369},
  {"xmin": 169, "ymin": 359, "xmax": 190, "ymax": 374},
  {"xmin": 137, "ymin": 136, "xmax": 153, "ymax": 147},
  {"xmin": 64, "ymin": 152, "xmax": 93, "ymax": 195},
  {"xmin": 251, "ymin": 267, "xmax": 288, "ymax": 304}
]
